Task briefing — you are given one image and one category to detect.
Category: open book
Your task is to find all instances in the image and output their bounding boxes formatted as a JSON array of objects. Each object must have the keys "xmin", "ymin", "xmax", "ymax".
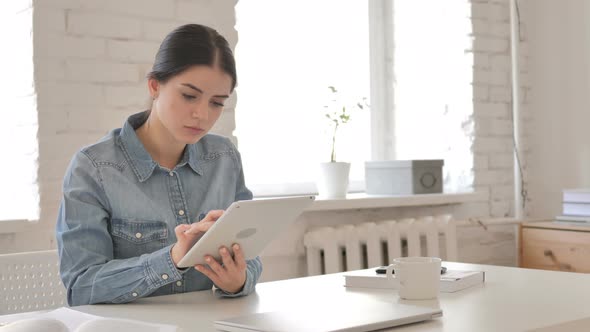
[
  {"xmin": 0, "ymin": 307, "xmax": 178, "ymax": 332},
  {"xmin": 344, "ymin": 269, "xmax": 485, "ymax": 293}
]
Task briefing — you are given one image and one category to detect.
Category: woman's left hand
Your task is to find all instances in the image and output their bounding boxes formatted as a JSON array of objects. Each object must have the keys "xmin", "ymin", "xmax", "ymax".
[{"xmin": 195, "ymin": 244, "xmax": 246, "ymax": 294}]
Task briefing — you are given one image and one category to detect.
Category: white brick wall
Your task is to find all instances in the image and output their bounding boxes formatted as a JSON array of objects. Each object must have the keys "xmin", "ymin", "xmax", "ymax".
[
  {"xmin": 107, "ymin": 40, "xmax": 161, "ymax": 62},
  {"xmin": 471, "ymin": 0, "xmax": 530, "ymax": 218},
  {"xmin": 68, "ymin": 13, "xmax": 142, "ymax": 39},
  {"xmin": 2, "ymin": 0, "xmax": 526, "ymax": 281}
]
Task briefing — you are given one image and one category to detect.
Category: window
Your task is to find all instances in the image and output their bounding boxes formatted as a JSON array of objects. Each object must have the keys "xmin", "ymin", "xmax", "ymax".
[
  {"xmin": 392, "ymin": 0, "xmax": 474, "ymax": 191},
  {"xmin": 235, "ymin": 0, "xmax": 473, "ymax": 196},
  {"xmin": 0, "ymin": 1, "xmax": 38, "ymax": 221},
  {"xmin": 235, "ymin": 1, "xmax": 370, "ymax": 196}
]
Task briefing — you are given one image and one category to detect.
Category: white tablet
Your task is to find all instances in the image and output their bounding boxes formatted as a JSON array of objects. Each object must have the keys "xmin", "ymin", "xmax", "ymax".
[{"xmin": 177, "ymin": 196, "xmax": 316, "ymax": 268}]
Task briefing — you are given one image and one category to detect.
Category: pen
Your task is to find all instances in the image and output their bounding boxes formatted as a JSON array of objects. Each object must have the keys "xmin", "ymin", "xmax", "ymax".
[{"xmin": 375, "ymin": 266, "xmax": 447, "ymax": 275}]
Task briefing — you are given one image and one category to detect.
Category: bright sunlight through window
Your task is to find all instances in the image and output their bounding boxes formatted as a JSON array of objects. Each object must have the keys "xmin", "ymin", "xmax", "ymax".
[
  {"xmin": 393, "ymin": 0, "xmax": 474, "ymax": 191},
  {"xmin": 235, "ymin": 1, "xmax": 370, "ymax": 197},
  {"xmin": 235, "ymin": 0, "xmax": 473, "ymax": 196},
  {"xmin": 0, "ymin": 1, "xmax": 39, "ymax": 221}
]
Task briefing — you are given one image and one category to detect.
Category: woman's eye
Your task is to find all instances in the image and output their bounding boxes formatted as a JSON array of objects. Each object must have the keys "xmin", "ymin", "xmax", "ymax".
[
  {"xmin": 212, "ymin": 101, "xmax": 225, "ymax": 108},
  {"xmin": 182, "ymin": 93, "xmax": 196, "ymax": 100}
]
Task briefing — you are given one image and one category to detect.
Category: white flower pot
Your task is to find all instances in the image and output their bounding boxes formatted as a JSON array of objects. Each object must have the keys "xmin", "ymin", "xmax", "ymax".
[{"xmin": 317, "ymin": 162, "xmax": 351, "ymax": 199}]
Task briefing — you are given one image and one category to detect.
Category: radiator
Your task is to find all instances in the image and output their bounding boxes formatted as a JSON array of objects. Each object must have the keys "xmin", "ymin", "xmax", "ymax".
[{"xmin": 303, "ymin": 215, "xmax": 457, "ymax": 276}]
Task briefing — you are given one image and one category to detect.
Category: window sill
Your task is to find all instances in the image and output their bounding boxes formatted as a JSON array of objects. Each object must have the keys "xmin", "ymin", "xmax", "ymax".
[
  {"xmin": 304, "ymin": 191, "xmax": 487, "ymax": 212},
  {"xmin": 0, "ymin": 219, "xmax": 42, "ymax": 234}
]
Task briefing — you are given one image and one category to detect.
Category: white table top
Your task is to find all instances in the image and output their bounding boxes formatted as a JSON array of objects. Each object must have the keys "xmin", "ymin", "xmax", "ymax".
[{"xmin": 4, "ymin": 262, "xmax": 590, "ymax": 331}]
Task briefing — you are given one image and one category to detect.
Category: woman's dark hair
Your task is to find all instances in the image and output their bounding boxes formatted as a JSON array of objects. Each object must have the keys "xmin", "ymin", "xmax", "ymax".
[{"xmin": 147, "ymin": 24, "xmax": 237, "ymax": 92}]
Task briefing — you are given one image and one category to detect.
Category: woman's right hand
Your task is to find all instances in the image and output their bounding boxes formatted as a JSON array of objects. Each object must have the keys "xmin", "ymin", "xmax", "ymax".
[{"xmin": 170, "ymin": 210, "xmax": 224, "ymax": 267}]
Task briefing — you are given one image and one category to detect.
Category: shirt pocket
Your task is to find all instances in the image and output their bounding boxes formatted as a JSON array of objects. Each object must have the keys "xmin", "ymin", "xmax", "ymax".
[{"xmin": 110, "ymin": 219, "xmax": 169, "ymax": 259}]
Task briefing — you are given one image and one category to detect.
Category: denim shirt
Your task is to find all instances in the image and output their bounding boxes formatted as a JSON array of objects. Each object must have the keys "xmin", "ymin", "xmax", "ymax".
[{"xmin": 56, "ymin": 111, "xmax": 262, "ymax": 306}]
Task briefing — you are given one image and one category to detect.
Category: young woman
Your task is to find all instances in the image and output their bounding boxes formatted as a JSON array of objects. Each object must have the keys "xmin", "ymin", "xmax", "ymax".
[{"xmin": 56, "ymin": 24, "xmax": 262, "ymax": 306}]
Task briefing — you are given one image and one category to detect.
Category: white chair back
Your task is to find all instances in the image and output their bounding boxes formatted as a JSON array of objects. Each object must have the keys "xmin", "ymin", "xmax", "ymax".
[{"xmin": 0, "ymin": 249, "xmax": 67, "ymax": 314}]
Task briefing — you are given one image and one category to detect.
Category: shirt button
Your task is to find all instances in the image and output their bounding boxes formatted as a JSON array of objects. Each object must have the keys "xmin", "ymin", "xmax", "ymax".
[
  {"xmin": 176, "ymin": 281, "xmax": 182, "ymax": 287},
  {"xmin": 132, "ymin": 292, "xmax": 138, "ymax": 297},
  {"xmin": 169, "ymin": 172, "xmax": 174, "ymax": 177},
  {"xmin": 135, "ymin": 232, "xmax": 142, "ymax": 239},
  {"xmin": 161, "ymin": 274, "xmax": 169, "ymax": 280},
  {"xmin": 178, "ymin": 210, "xmax": 185, "ymax": 216}
]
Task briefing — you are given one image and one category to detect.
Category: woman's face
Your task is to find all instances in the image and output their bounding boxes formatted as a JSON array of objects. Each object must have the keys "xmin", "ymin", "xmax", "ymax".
[{"xmin": 148, "ymin": 65, "xmax": 233, "ymax": 145}]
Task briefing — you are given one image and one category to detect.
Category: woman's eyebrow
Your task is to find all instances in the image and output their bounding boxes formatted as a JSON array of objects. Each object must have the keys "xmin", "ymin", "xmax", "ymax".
[{"xmin": 181, "ymin": 83, "xmax": 229, "ymax": 99}]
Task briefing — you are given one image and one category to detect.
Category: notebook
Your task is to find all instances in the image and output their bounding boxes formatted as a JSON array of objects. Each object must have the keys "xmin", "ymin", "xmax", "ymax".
[
  {"xmin": 0, "ymin": 307, "xmax": 178, "ymax": 332},
  {"xmin": 344, "ymin": 269, "xmax": 485, "ymax": 293},
  {"xmin": 214, "ymin": 301, "xmax": 442, "ymax": 332}
]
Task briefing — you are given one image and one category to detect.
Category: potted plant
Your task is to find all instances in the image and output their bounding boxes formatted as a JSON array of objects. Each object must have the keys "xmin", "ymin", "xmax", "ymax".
[{"xmin": 317, "ymin": 86, "xmax": 367, "ymax": 199}]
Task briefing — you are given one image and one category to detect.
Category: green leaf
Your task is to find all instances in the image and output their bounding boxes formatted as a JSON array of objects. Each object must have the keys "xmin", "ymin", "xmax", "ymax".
[{"xmin": 322, "ymin": 85, "xmax": 371, "ymax": 160}]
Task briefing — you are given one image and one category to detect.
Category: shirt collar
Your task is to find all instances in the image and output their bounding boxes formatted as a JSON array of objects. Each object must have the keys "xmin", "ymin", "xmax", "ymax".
[
  {"xmin": 117, "ymin": 111, "xmax": 202, "ymax": 182},
  {"xmin": 177, "ymin": 143, "xmax": 202, "ymax": 175}
]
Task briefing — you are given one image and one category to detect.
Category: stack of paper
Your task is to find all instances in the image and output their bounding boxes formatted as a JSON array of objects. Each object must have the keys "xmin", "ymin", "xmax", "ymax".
[
  {"xmin": 557, "ymin": 188, "xmax": 590, "ymax": 224},
  {"xmin": 343, "ymin": 269, "xmax": 485, "ymax": 293},
  {"xmin": 0, "ymin": 307, "xmax": 179, "ymax": 332}
]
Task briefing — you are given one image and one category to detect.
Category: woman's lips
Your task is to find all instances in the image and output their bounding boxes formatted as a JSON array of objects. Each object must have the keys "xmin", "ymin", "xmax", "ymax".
[{"xmin": 184, "ymin": 126, "xmax": 204, "ymax": 135}]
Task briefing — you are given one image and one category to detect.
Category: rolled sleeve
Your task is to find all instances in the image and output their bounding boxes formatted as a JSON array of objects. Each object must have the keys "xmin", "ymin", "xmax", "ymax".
[
  {"xmin": 146, "ymin": 244, "xmax": 185, "ymax": 287},
  {"xmin": 215, "ymin": 256, "xmax": 263, "ymax": 298},
  {"xmin": 233, "ymin": 148, "xmax": 254, "ymax": 202}
]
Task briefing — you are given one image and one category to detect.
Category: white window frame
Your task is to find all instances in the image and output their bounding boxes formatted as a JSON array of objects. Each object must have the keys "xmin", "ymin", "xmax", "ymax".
[
  {"xmin": 234, "ymin": 1, "xmax": 373, "ymax": 198},
  {"xmin": 368, "ymin": 0, "xmax": 396, "ymax": 162},
  {"xmin": 368, "ymin": 0, "xmax": 475, "ymax": 195},
  {"xmin": 0, "ymin": 0, "xmax": 40, "ymax": 229},
  {"xmin": 252, "ymin": 1, "xmax": 397, "ymax": 199},
  {"xmin": 250, "ymin": 1, "xmax": 397, "ymax": 197}
]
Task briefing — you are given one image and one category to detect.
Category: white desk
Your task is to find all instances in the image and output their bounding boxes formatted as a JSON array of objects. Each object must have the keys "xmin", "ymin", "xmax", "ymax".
[{"xmin": 4, "ymin": 262, "xmax": 590, "ymax": 331}]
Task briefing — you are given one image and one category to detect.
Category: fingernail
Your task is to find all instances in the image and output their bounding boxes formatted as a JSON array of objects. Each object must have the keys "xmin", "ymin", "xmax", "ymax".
[
  {"xmin": 221, "ymin": 248, "xmax": 227, "ymax": 254},
  {"xmin": 195, "ymin": 265, "xmax": 202, "ymax": 271},
  {"xmin": 206, "ymin": 257, "xmax": 211, "ymax": 263},
  {"xmin": 233, "ymin": 244, "xmax": 240, "ymax": 250}
]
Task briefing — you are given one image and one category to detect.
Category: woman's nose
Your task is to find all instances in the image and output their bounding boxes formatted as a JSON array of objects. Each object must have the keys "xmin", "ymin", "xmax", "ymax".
[{"xmin": 192, "ymin": 100, "xmax": 209, "ymax": 120}]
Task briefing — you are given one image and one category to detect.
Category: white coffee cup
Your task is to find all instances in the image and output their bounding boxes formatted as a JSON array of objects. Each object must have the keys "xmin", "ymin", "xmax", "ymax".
[{"xmin": 386, "ymin": 257, "xmax": 442, "ymax": 300}]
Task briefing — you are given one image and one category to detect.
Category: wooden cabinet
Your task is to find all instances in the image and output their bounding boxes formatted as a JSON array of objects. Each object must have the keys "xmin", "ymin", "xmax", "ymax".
[{"xmin": 520, "ymin": 221, "xmax": 590, "ymax": 272}]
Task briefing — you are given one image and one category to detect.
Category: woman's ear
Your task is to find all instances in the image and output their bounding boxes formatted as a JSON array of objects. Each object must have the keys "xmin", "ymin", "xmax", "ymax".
[{"xmin": 148, "ymin": 78, "xmax": 161, "ymax": 99}]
